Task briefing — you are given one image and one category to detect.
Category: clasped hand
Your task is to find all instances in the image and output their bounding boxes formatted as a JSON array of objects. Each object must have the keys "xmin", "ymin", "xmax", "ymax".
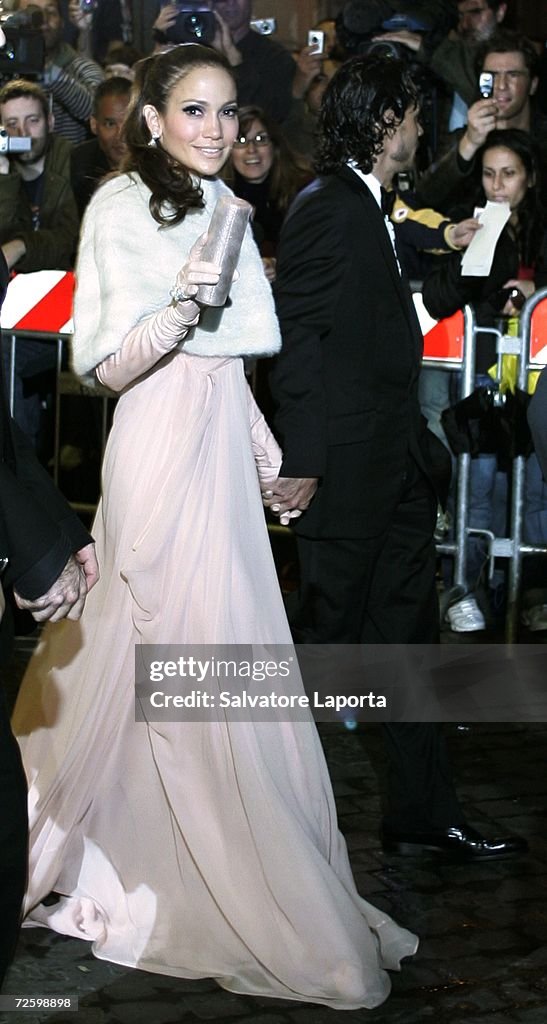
[
  {"xmin": 14, "ymin": 543, "xmax": 99, "ymax": 623},
  {"xmin": 262, "ymin": 477, "xmax": 318, "ymax": 526}
]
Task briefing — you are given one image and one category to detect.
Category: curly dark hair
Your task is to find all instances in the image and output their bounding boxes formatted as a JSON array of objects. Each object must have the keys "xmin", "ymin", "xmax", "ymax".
[
  {"xmin": 477, "ymin": 129, "xmax": 545, "ymax": 267},
  {"xmin": 122, "ymin": 44, "xmax": 236, "ymax": 227},
  {"xmin": 315, "ymin": 55, "xmax": 420, "ymax": 175},
  {"xmin": 224, "ymin": 105, "xmax": 311, "ymax": 212}
]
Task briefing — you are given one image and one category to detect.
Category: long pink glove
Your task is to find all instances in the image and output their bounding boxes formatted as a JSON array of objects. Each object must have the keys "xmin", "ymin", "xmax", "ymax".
[
  {"xmin": 96, "ymin": 302, "xmax": 200, "ymax": 392},
  {"xmin": 246, "ymin": 385, "xmax": 282, "ymax": 488},
  {"xmin": 246, "ymin": 387, "xmax": 301, "ymax": 525}
]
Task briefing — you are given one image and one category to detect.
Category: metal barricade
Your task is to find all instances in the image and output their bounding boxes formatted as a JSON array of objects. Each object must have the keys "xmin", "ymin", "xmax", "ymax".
[
  {"xmin": 415, "ymin": 292, "xmax": 476, "ymax": 607},
  {"xmin": 505, "ymin": 287, "xmax": 547, "ymax": 642},
  {"xmin": 417, "ymin": 288, "xmax": 547, "ymax": 641}
]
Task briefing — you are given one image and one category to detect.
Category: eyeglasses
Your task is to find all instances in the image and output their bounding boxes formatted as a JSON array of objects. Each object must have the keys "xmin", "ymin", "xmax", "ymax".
[{"xmin": 233, "ymin": 132, "xmax": 272, "ymax": 149}]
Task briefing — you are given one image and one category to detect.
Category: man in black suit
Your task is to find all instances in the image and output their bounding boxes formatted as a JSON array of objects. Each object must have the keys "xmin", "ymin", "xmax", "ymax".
[
  {"xmin": 0, "ymin": 246, "xmax": 98, "ymax": 987},
  {"xmin": 267, "ymin": 54, "xmax": 526, "ymax": 861}
]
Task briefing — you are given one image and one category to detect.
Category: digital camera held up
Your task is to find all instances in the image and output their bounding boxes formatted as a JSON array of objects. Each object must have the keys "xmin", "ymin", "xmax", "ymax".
[{"xmin": 161, "ymin": 2, "xmax": 216, "ymax": 46}]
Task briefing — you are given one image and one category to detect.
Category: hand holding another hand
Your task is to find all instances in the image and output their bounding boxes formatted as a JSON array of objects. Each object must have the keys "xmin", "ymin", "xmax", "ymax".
[
  {"xmin": 14, "ymin": 550, "xmax": 92, "ymax": 623},
  {"xmin": 262, "ymin": 477, "xmax": 318, "ymax": 525}
]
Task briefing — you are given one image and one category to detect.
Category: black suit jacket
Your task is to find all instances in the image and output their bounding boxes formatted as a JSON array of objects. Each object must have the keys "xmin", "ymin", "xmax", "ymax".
[
  {"xmin": 70, "ymin": 138, "xmax": 111, "ymax": 221},
  {"xmin": 271, "ymin": 166, "xmax": 431, "ymax": 539},
  {"xmin": 0, "ymin": 254, "xmax": 91, "ymax": 604}
]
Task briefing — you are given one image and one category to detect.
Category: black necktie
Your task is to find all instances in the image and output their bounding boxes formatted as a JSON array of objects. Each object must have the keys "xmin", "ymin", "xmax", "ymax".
[{"xmin": 380, "ymin": 187, "xmax": 395, "ymax": 218}]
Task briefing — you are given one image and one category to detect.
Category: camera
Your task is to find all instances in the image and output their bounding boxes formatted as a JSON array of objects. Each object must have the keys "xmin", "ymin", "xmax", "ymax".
[
  {"xmin": 250, "ymin": 18, "xmax": 276, "ymax": 36},
  {"xmin": 491, "ymin": 286, "xmax": 525, "ymax": 313},
  {"xmin": 0, "ymin": 9, "xmax": 46, "ymax": 76},
  {"xmin": 161, "ymin": 2, "xmax": 216, "ymax": 46},
  {"xmin": 479, "ymin": 71, "xmax": 494, "ymax": 99},
  {"xmin": 336, "ymin": 3, "xmax": 430, "ymax": 61},
  {"xmin": 0, "ymin": 129, "xmax": 32, "ymax": 154},
  {"xmin": 307, "ymin": 30, "xmax": 325, "ymax": 55}
]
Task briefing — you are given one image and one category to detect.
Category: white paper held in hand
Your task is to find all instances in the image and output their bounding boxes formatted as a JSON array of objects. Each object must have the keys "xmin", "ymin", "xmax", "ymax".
[
  {"xmin": 460, "ymin": 200, "xmax": 511, "ymax": 277},
  {"xmin": 196, "ymin": 196, "xmax": 252, "ymax": 306}
]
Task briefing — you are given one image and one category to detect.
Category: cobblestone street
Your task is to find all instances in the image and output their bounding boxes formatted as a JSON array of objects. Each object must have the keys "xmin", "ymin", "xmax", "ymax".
[{"xmin": 2, "ymin": 634, "xmax": 546, "ymax": 1024}]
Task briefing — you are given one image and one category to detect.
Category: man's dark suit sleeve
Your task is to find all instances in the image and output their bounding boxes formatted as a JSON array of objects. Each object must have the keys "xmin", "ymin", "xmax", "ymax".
[
  {"xmin": 0, "ymin": 420, "xmax": 91, "ymax": 599},
  {"xmin": 271, "ymin": 188, "xmax": 352, "ymax": 477}
]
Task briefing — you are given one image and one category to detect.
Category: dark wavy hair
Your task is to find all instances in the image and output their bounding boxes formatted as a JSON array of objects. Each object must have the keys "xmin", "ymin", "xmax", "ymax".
[
  {"xmin": 478, "ymin": 129, "xmax": 545, "ymax": 267},
  {"xmin": 315, "ymin": 55, "xmax": 420, "ymax": 175},
  {"xmin": 122, "ymin": 44, "xmax": 236, "ymax": 227},
  {"xmin": 476, "ymin": 29, "xmax": 540, "ymax": 80},
  {"xmin": 223, "ymin": 105, "xmax": 311, "ymax": 212}
]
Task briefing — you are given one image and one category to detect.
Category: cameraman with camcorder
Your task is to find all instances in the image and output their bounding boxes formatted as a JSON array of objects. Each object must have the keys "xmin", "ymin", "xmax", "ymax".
[{"xmin": 11, "ymin": 0, "xmax": 103, "ymax": 144}]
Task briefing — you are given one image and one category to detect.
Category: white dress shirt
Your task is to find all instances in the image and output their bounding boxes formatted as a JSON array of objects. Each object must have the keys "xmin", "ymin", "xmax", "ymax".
[{"xmin": 347, "ymin": 162, "xmax": 402, "ymax": 275}]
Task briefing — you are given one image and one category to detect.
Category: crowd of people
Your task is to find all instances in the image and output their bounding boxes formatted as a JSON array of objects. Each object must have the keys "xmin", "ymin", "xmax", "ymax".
[{"xmin": 0, "ymin": 0, "xmax": 546, "ymax": 1012}]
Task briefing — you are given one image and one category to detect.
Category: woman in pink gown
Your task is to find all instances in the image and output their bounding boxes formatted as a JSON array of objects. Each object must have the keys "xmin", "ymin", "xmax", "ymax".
[{"xmin": 12, "ymin": 44, "xmax": 417, "ymax": 1009}]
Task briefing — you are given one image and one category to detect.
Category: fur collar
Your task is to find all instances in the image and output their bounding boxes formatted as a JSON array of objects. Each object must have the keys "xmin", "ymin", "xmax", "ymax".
[{"xmin": 72, "ymin": 173, "xmax": 281, "ymax": 378}]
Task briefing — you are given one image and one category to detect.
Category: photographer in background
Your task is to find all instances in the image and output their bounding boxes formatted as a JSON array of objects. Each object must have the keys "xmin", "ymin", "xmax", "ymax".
[
  {"xmin": 0, "ymin": 78, "xmax": 77, "ymax": 272},
  {"xmin": 152, "ymin": 1, "xmax": 298, "ymax": 123},
  {"xmin": 13, "ymin": 0, "xmax": 104, "ymax": 143},
  {"xmin": 417, "ymin": 31, "xmax": 547, "ymax": 212},
  {"xmin": 372, "ymin": 0, "xmax": 507, "ymax": 137},
  {"xmin": 67, "ymin": 0, "xmax": 133, "ymax": 64}
]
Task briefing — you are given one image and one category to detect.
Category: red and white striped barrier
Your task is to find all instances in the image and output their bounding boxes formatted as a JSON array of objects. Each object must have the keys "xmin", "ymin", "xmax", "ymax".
[
  {"xmin": 413, "ymin": 293, "xmax": 465, "ymax": 362},
  {"xmin": 0, "ymin": 270, "xmax": 74, "ymax": 334},
  {"xmin": 530, "ymin": 297, "xmax": 547, "ymax": 367}
]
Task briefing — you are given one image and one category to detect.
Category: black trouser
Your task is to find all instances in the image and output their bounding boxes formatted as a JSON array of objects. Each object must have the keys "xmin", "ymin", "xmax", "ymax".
[
  {"xmin": 0, "ymin": 687, "xmax": 28, "ymax": 988},
  {"xmin": 293, "ymin": 460, "xmax": 465, "ymax": 831}
]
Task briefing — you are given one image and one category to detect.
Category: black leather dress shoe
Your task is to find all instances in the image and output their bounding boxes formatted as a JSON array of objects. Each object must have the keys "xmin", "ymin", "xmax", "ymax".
[{"xmin": 382, "ymin": 824, "xmax": 528, "ymax": 861}]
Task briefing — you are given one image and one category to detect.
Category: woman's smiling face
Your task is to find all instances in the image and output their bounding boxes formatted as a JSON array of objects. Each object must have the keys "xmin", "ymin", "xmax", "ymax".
[
  {"xmin": 231, "ymin": 119, "xmax": 275, "ymax": 184},
  {"xmin": 144, "ymin": 65, "xmax": 238, "ymax": 177}
]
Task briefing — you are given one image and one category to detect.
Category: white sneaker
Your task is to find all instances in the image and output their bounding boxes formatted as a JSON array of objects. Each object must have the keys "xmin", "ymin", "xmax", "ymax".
[
  {"xmin": 521, "ymin": 605, "xmax": 547, "ymax": 632},
  {"xmin": 446, "ymin": 595, "xmax": 486, "ymax": 633}
]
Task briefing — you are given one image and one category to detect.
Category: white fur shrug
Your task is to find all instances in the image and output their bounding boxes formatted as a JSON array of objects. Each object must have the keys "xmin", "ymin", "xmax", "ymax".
[{"xmin": 71, "ymin": 173, "xmax": 281, "ymax": 378}]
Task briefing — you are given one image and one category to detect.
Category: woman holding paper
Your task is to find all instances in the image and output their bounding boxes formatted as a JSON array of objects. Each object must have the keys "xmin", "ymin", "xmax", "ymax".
[
  {"xmin": 423, "ymin": 129, "xmax": 547, "ymax": 632},
  {"xmin": 12, "ymin": 44, "xmax": 417, "ymax": 1008}
]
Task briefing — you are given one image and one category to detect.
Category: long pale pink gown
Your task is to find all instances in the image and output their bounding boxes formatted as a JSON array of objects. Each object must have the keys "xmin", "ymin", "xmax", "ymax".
[{"xmin": 12, "ymin": 173, "xmax": 418, "ymax": 1011}]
